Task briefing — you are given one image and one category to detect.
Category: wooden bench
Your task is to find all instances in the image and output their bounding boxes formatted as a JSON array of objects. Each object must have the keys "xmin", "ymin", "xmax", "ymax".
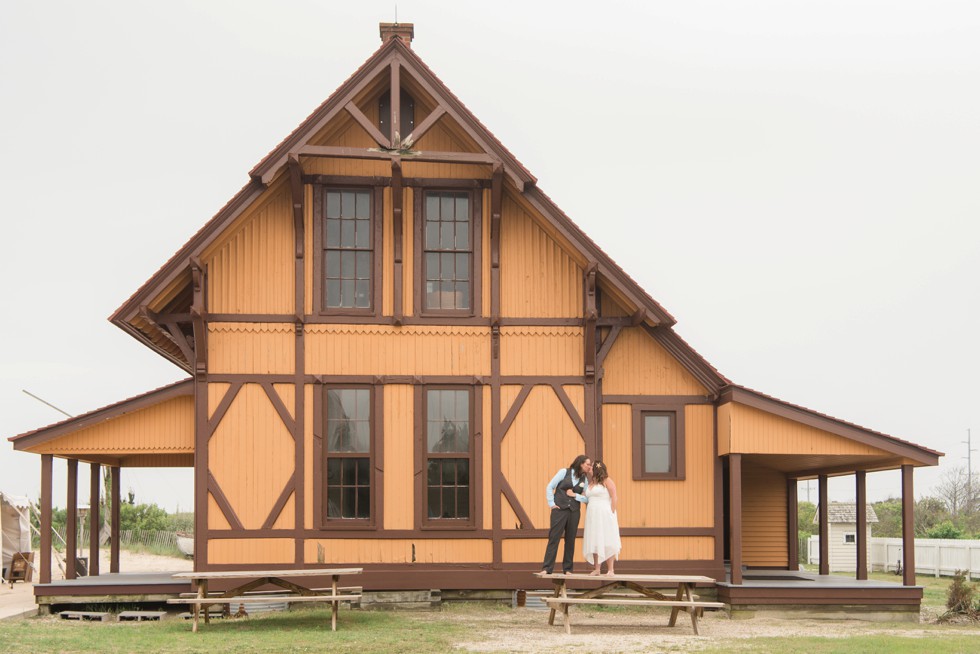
[
  {"xmin": 536, "ymin": 572, "xmax": 724, "ymax": 635},
  {"xmin": 172, "ymin": 567, "xmax": 362, "ymax": 632}
]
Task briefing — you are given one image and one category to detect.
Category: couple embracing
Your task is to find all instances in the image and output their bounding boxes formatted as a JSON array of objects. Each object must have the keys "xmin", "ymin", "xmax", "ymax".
[{"xmin": 539, "ymin": 455, "xmax": 621, "ymax": 576}]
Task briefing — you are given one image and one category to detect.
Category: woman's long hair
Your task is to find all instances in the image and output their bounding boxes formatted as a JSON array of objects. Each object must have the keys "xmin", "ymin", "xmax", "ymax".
[
  {"xmin": 592, "ymin": 460, "xmax": 609, "ymax": 486},
  {"xmin": 569, "ymin": 454, "xmax": 590, "ymax": 476}
]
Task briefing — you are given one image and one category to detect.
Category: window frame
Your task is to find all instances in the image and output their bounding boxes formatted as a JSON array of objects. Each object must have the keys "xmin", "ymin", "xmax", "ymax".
[
  {"xmin": 413, "ymin": 188, "xmax": 482, "ymax": 318},
  {"xmin": 312, "ymin": 184, "xmax": 383, "ymax": 317},
  {"xmin": 415, "ymin": 384, "xmax": 481, "ymax": 530},
  {"xmin": 313, "ymin": 383, "xmax": 382, "ymax": 530},
  {"xmin": 631, "ymin": 405, "xmax": 686, "ymax": 481},
  {"xmin": 843, "ymin": 532, "xmax": 857, "ymax": 545}
]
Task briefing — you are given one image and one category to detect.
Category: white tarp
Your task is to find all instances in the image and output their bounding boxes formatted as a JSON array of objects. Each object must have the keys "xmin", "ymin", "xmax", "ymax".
[{"xmin": 1, "ymin": 492, "xmax": 31, "ymax": 578}]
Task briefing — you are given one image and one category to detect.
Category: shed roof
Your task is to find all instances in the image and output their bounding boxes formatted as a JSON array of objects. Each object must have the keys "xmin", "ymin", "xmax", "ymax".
[{"xmin": 813, "ymin": 502, "xmax": 880, "ymax": 524}]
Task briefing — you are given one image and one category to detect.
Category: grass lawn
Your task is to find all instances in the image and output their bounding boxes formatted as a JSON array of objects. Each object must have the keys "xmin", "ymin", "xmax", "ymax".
[
  {"xmin": 1, "ymin": 575, "xmax": 977, "ymax": 654},
  {"xmin": 0, "ymin": 607, "xmax": 463, "ymax": 654}
]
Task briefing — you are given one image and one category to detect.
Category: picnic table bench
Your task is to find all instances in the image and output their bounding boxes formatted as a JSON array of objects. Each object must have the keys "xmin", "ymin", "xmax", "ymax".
[
  {"xmin": 168, "ymin": 567, "xmax": 362, "ymax": 632},
  {"xmin": 535, "ymin": 572, "xmax": 724, "ymax": 635}
]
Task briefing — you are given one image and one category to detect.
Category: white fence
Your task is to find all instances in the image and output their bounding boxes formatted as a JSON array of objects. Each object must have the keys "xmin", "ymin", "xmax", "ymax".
[{"xmin": 808, "ymin": 535, "xmax": 980, "ymax": 579}]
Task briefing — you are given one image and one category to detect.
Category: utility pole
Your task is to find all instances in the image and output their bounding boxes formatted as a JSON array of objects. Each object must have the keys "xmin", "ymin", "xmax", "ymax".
[{"xmin": 965, "ymin": 428, "xmax": 975, "ymax": 514}]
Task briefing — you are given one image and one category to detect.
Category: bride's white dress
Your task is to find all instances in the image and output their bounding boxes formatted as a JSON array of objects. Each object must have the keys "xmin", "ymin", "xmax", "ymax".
[{"xmin": 582, "ymin": 483, "xmax": 621, "ymax": 562}]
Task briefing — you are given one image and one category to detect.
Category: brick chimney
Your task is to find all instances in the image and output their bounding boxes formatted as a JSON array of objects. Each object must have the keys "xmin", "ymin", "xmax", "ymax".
[{"xmin": 380, "ymin": 22, "xmax": 414, "ymax": 47}]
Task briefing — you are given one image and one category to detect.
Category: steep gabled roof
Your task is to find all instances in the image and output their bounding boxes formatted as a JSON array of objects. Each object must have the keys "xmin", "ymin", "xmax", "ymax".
[{"xmin": 109, "ymin": 33, "xmax": 685, "ymax": 372}]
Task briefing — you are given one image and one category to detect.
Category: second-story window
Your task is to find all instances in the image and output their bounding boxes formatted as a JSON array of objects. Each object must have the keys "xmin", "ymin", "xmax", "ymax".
[
  {"xmin": 323, "ymin": 189, "xmax": 373, "ymax": 310},
  {"xmin": 423, "ymin": 191, "xmax": 472, "ymax": 312}
]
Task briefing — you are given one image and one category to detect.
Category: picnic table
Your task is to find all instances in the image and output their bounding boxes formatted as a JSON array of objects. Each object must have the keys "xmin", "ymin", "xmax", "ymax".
[
  {"xmin": 535, "ymin": 572, "xmax": 724, "ymax": 635},
  {"xmin": 169, "ymin": 567, "xmax": 362, "ymax": 632}
]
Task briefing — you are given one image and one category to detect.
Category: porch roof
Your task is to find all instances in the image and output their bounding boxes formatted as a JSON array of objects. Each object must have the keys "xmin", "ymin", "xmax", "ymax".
[
  {"xmin": 7, "ymin": 379, "xmax": 194, "ymax": 467},
  {"xmin": 719, "ymin": 385, "xmax": 941, "ymax": 477}
]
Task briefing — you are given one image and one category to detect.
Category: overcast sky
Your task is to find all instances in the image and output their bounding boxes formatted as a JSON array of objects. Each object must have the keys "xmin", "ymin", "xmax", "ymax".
[{"xmin": 2, "ymin": 1, "xmax": 978, "ymax": 512}]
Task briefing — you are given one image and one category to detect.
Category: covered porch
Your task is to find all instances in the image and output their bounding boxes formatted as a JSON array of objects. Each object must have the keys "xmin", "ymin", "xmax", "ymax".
[
  {"xmin": 7, "ymin": 379, "xmax": 194, "ymax": 608},
  {"xmin": 719, "ymin": 386, "xmax": 941, "ymax": 618}
]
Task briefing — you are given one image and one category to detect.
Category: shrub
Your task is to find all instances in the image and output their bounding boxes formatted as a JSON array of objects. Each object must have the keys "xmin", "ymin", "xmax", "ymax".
[
  {"xmin": 926, "ymin": 520, "xmax": 965, "ymax": 540},
  {"xmin": 945, "ymin": 570, "xmax": 977, "ymax": 614}
]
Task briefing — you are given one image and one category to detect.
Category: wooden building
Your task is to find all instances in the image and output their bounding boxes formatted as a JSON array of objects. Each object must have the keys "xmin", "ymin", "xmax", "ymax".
[{"xmin": 9, "ymin": 23, "xmax": 941, "ymax": 613}]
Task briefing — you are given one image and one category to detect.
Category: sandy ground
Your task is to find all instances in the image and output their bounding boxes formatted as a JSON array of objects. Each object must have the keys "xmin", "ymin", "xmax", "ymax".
[
  {"xmin": 446, "ymin": 605, "xmax": 980, "ymax": 653},
  {"xmin": 0, "ymin": 549, "xmax": 190, "ymax": 620}
]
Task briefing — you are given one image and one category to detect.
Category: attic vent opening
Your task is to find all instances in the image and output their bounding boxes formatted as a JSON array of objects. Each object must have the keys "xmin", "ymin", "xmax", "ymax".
[{"xmin": 379, "ymin": 90, "xmax": 415, "ymax": 141}]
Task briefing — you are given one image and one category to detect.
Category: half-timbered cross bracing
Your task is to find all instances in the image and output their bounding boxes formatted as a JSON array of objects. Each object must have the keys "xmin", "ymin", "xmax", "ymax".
[{"xmin": 9, "ymin": 23, "xmax": 940, "ymax": 615}]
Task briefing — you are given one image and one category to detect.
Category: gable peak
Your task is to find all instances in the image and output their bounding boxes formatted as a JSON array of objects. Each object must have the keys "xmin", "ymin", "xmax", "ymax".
[{"xmin": 380, "ymin": 22, "xmax": 414, "ymax": 47}]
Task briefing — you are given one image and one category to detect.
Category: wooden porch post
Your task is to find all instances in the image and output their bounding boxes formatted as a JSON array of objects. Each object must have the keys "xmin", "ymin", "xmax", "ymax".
[
  {"xmin": 89, "ymin": 463, "xmax": 100, "ymax": 576},
  {"xmin": 856, "ymin": 470, "xmax": 867, "ymax": 580},
  {"xmin": 902, "ymin": 464, "xmax": 916, "ymax": 586},
  {"xmin": 66, "ymin": 458, "xmax": 78, "ymax": 580},
  {"xmin": 40, "ymin": 454, "xmax": 53, "ymax": 584},
  {"xmin": 729, "ymin": 453, "xmax": 743, "ymax": 585},
  {"xmin": 787, "ymin": 478, "xmax": 798, "ymax": 571},
  {"xmin": 818, "ymin": 474, "xmax": 829, "ymax": 576},
  {"xmin": 110, "ymin": 466, "xmax": 121, "ymax": 573}
]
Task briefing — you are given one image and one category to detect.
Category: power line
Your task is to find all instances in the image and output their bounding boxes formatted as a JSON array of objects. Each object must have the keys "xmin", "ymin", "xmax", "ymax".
[{"xmin": 21, "ymin": 389, "xmax": 73, "ymax": 418}]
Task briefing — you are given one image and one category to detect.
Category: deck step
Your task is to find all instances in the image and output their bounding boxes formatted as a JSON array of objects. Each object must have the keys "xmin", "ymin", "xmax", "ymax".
[
  {"xmin": 118, "ymin": 610, "xmax": 167, "ymax": 621},
  {"xmin": 59, "ymin": 610, "xmax": 110, "ymax": 621}
]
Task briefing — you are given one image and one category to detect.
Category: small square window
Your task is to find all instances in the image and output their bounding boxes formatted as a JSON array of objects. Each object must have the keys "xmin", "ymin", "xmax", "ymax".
[
  {"xmin": 844, "ymin": 533, "xmax": 856, "ymax": 544},
  {"xmin": 632, "ymin": 405, "xmax": 686, "ymax": 481}
]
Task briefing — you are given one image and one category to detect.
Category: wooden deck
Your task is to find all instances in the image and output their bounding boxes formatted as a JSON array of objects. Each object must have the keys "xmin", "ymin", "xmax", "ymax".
[
  {"xmin": 33, "ymin": 572, "xmax": 192, "ymax": 611},
  {"xmin": 717, "ymin": 569, "xmax": 923, "ymax": 620}
]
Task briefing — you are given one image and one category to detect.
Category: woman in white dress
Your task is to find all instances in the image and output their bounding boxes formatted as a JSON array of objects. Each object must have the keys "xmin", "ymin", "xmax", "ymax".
[{"xmin": 582, "ymin": 460, "xmax": 621, "ymax": 575}]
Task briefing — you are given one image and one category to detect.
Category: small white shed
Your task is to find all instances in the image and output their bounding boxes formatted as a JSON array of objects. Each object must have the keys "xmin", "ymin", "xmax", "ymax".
[
  {"xmin": 813, "ymin": 502, "xmax": 879, "ymax": 573},
  {"xmin": 1, "ymin": 492, "xmax": 31, "ymax": 581}
]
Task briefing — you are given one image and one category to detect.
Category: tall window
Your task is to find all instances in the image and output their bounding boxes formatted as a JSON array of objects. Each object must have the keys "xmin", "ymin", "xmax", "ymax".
[
  {"xmin": 423, "ymin": 191, "xmax": 472, "ymax": 312},
  {"xmin": 323, "ymin": 189, "xmax": 372, "ymax": 310},
  {"xmin": 324, "ymin": 388, "xmax": 372, "ymax": 521},
  {"xmin": 632, "ymin": 407, "xmax": 685, "ymax": 481},
  {"xmin": 425, "ymin": 389, "xmax": 472, "ymax": 521}
]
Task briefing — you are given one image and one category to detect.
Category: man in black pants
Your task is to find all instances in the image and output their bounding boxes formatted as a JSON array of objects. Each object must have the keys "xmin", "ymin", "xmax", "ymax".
[{"xmin": 540, "ymin": 454, "xmax": 592, "ymax": 575}]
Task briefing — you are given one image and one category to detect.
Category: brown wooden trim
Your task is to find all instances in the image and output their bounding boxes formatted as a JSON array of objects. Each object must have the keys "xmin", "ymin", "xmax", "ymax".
[
  {"xmin": 405, "ymin": 176, "xmax": 490, "ymax": 189},
  {"xmin": 392, "ymin": 160, "xmax": 404, "ymax": 323},
  {"xmin": 402, "ymin": 106, "xmax": 445, "ymax": 147},
  {"xmin": 644, "ymin": 325, "xmax": 725, "ymax": 393},
  {"xmin": 729, "ymin": 453, "xmax": 742, "ymax": 585},
  {"xmin": 11, "ymin": 380, "xmax": 194, "ymax": 450},
  {"xmin": 208, "ymin": 373, "xmax": 588, "ymax": 386},
  {"xmin": 818, "ymin": 475, "xmax": 829, "ymax": 576},
  {"xmin": 720, "ymin": 386, "xmax": 940, "ymax": 464},
  {"xmin": 551, "ymin": 383, "xmax": 585, "ymax": 437},
  {"xmin": 110, "ymin": 465, "xmax": 120, "ymax": 574},
  {"xmin": 207, "ymin": 381, "xmax": 243, "ymax": 438},
  {"xmin": 206, "ymin": 314, "xmax": 583, "ymax": 326},
  {"xmin": 787, "ymin": 459, "xmax": 911, "ymax": 478},
  {"xmin": 344, "ymin": 100, "xmax": 390, "ymax": 148},
  {"xmin": 631, "ymin": 405, "xmax": 686, "ymax": 481},
  {"xmin": 303, "ymin": 174, "xmax": 391, "ymax": 187},
  {"xmin": 194, "ymin": 370, "xmax": 208, "ymax": 570},
  {"xmin": 287, "ymin": 156, "xmax": 305, "ymax": 262},
  {"xmin": 312, "ymin": 382, "xmax": 323, "ymax": 535},
  {"xmin": 251, "ymin": 46, "xmax": 400, "ymax": 183},
  {"xmin": 604, "ymin": 394, "xmax": 713, "ymax": 405},
  {"xmin": 595, "ymin": 324, "xmax": 621, "ymax": 370},
  {"xmin": 712, "ymin": 406, "xmax": 725, "ymax": 570},
  {"xmin": 498, "ymin": 385, "xmax": 531, "ymax": 439},
  {"xmin": 89, "ymin": 463, "xmax": 100, "ymax": 576},
  {"xmin": 901, "ymin": 465, "xmax": 915, "ymax": 586},
  {"xmin": 390, "ymin": 60, "xmax": 401, "ymax": 144},
  {"xmin": 787, "ymin": 478, "xmax": 798, "ymax": 571},
  {"xmin": 499, "ymin": 477, "xmax": 534, "ymax": 530},
  {"xmin": 260, "ymin": 381, "xmax": 296, "ymax": 436},
  {"xmin": 298, "ymin": 144, "xmax": 498, "ymax": 166},
  {"xmin": 718, "ymin": 584, "xmax": 923, "ymax": 605},
  {"xmin": 260, "ymin": 471, "xmax": 296, "ymax": 530},
  {"xmin": 66, "ymin": 458, "xmax": 78, "ymax": 580},
  {"xmin": 856, "ymin": 470, "xmax": 867, "ymax": 580},
  {"xmin": 201, "ymin": 526, "xmax": 714, "ymax": 540},
  {"xmin": 208, "ymin": 471, "xmax": 245, "ymax": 531},
  {"xmin": 40, "ymin": 454, "xmax": 52, "ymax": 583}
]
